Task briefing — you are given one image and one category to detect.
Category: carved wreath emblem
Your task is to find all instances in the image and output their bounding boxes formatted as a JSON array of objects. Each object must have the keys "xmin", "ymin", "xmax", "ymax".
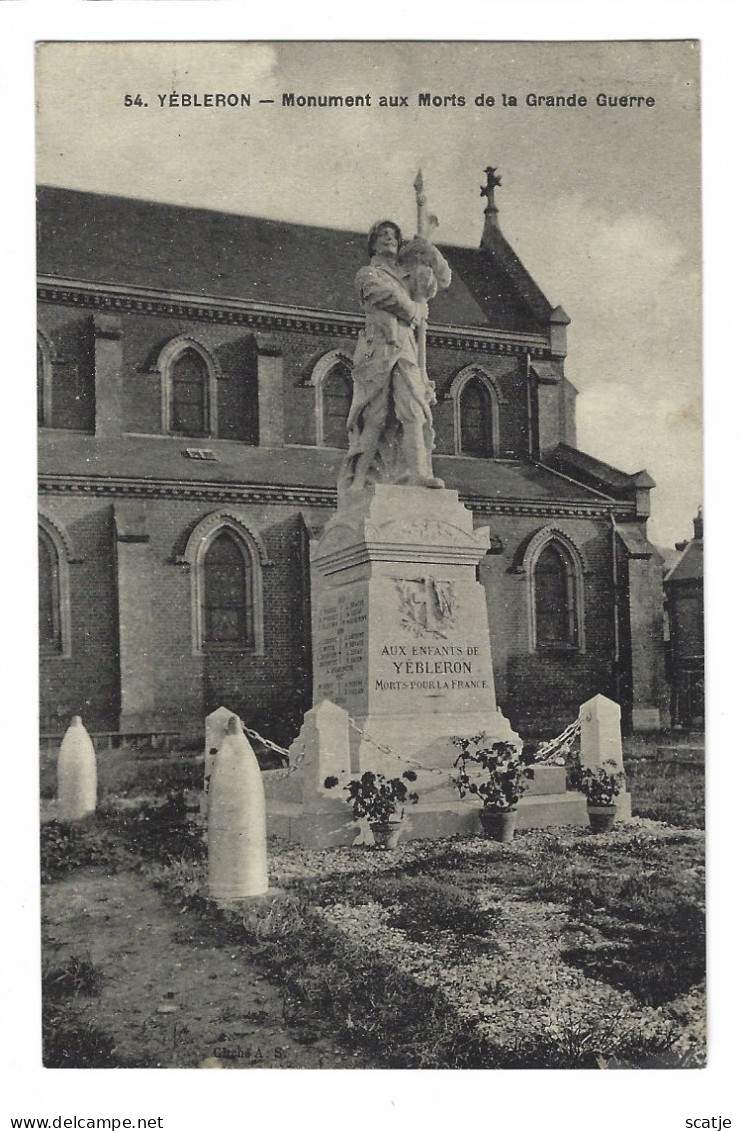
[{"xmin": 395, "ymin": 577, "xmax": 457, "ymax": 638}]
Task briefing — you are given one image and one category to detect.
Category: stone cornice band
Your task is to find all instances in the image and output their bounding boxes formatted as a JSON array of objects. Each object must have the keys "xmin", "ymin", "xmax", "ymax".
[
  {"xmin": 38, "ymin": 276, "xmax": 552, "ymax": 358},
  {"xmin": 38, "ymin": 473, "xmax": 636, "ymax": 520}
]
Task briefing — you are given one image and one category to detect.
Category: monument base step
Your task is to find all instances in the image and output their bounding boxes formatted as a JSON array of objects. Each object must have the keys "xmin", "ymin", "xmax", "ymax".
[{"xmin": 266, "ymin": 791, "xmax": 632, "ymax": 848}]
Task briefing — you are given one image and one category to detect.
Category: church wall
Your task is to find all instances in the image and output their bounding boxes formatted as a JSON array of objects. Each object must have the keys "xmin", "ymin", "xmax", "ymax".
[
  {"xmin": 37, "ymin": 306, "xmax": 96, "ymax": 433},
  {"xmin": 279, "ymin": 333, "xmax": 355, "ymax": 446},
  {"xmin": 475, "ymin": 512, "xmax": 618, "ymax": 737},
  {"xmin": 38, "ymin": 277, "xmax": 662, "ymax": 744},
  {"xmin": 39, "ymin": 499, "xmax": 120, "ymax": 733},
  {"xmin": 39, "ymin": 491, "xmax": 324, "ymax": 745},
  {"xmin": 39, "ymin": 480, "xmax": 664, "ymax": 744},
  {"xmin": 39, "ymin": 299, "xmax": 543, "ymax": 462},
  {"xmin": 119, "ymin": 314, "xmax": 260, "ymax": 440}
]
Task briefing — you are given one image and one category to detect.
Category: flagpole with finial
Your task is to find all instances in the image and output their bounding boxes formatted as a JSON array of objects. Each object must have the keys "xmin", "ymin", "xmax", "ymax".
[{"xmin": 413, "ymin": 168, "xmax": 428, "ymax": 381}]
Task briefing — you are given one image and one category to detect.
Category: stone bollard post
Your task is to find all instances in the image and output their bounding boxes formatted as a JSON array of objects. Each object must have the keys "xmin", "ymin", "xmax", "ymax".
[
  {"xmin": 208, "ymin": 717, "xmax": 268, "ymax": 901},
  {"xmin": 578, "ymin": 694, "xmax": 624, "ymax": 772},
  {"xmin": 578, "ymin": 693, "xmax": 631, "ymax": 820},
  {"xmin": 204, "ymin": 705, "xmax": 242, "ymax": 793},
  {"xmin": 292, "ymin": 699, "xmax": 351, "ymax": 809},
  {"xmin": 57, "ymin": 715, "xmax": 97, "ymax": 821}
]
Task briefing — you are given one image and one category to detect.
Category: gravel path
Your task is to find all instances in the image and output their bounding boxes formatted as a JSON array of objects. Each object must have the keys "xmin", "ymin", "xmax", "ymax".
[{"xmin": 42, "ymin": 868, "xmax": 372, "ymax": 1069}]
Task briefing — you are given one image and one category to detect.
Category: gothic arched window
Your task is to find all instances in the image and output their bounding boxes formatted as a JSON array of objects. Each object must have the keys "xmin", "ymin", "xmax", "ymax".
[
  {"xmin": 520, "ymin": 526, "xmax": 587, "ymax": 654},
  {"xmin": 39, "ymin": 529, "xmax": 62, "ymax": 654},
  {"xmin": 533, "ymin": 543, "xmax": 577, "ymax": 649},
  {"xmin": 170, "ymin": 347, "xmax": 210, "ymax": 436},
  {"xmin": 37, "ymin": 331, "xmax": 53, "ymax": 427},
  {"xmin": 182, "ymin": 511, "xmax": 267, "ymax": 656},
  {"xmin": 450, "ymin": 367, "xmax": 501, "ymax": 458},
  {"xmin": 321, "ymin": 364, "xmax": 353, "ymax": 449},
  {"xmin": 202, "ymin": 529, "xmax": 255, "ymax": 649},
  {"xmin": 459, "ymin": 377, "xmax": 494, "ymax": 458}
]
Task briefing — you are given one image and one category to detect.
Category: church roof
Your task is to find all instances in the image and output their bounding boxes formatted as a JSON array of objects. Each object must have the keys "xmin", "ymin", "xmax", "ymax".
[
  {"xmin": 37, "ymin": 186, "xmax": 548, "ymax": 334},
  {"xmin": 37, "ymin": 432, "xmax": 606, "ymax": 506},
  {"xmin": 541, "ymin": 444, "xmax": 642, "ymax": 497}
]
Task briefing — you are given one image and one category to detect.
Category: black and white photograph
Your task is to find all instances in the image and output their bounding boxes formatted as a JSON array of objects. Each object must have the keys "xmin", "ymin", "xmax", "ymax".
[
  {"xmin": 32, "ymin": 36, "xmax": 706, "ymax": 1071},
  {"xmin": 4, "ymin": 11, "xmax": 737, "ymax": 1128}
]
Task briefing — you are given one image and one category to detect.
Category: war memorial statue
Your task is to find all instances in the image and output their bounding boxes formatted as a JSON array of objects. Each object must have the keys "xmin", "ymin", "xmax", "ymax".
[
  {"xmin": 262, "ymin": 174, "xmax": 571, "ymax": 846},
  {"xmin": 339, "ymin": 208, "xmax": 452, "ymax": 493}
]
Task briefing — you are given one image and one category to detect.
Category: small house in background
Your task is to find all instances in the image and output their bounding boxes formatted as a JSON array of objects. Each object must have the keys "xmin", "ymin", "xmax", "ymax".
[{"xmin": 664, "ymin": 510, "xmax": 704, "ymax": 730}]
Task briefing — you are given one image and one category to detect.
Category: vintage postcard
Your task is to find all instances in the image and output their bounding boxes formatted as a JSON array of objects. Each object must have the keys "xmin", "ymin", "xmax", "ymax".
[{"xmin": 32, "ymin": 37, "xmax": 708, "ymax": 1094}]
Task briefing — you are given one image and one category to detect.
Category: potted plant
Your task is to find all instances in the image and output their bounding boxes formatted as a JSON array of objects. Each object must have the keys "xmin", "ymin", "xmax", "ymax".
[
  {"xmin": 452, "ymin": 734, "xmax": 535, "ymax": 842},
  {"xmin": 324, "ymin": 770, "xmax": 419, "ymax": 849},
  {"xmin": 578, "ymin": 759, "xmax": 625, "ymax": 833}
]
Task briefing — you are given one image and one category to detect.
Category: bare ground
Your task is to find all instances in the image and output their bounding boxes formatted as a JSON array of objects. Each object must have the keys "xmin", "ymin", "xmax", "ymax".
[{"xmin": 42, "ymin": 868, "xmax": 374, "ymax": 1069}]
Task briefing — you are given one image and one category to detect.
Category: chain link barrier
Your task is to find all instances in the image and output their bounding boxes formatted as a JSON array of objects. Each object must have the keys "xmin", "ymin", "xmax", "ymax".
[
  {"xmin": 237, "ymin": 712, "xmax": 581, "ymax": 787},
  {"xmin": 348, "ymin": 716, "xmax": 460, "ymax": 787},
  {"xmin": 534, "ymin": 717, "xmax": 581, "ymax": 765},
  {"xmin": 242, "ymin": 725, "xmax": 306, "ymax": 780}
]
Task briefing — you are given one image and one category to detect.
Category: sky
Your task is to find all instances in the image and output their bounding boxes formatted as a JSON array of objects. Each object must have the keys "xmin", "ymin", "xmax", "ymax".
[{"xmin": 35, "ymin": 40, "xmax": 702, "ymax": 547}]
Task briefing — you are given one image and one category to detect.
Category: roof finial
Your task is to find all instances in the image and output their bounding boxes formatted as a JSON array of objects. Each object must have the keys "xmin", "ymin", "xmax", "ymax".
[{"xmin": 480, "ymin": 166, "xmax": 502, "ymax": 230}]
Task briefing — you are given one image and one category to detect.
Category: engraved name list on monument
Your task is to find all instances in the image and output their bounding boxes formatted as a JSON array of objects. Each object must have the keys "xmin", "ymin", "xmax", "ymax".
[
  {"xmin": 314, "ymin": 587, "xmax": 369, "ymax": 708},
  {"xmin": 313, "ymin": 570, "xmax": 495, "ymax": 720}
]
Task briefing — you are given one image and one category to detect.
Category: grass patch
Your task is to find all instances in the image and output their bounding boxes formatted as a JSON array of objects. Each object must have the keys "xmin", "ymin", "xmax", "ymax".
[
  {"xmin": 42, "ymin": 954, "xmax": 104, "ymax": 1002},
  {"xmin": 625, "ymin": 757, "xmax": 704, "ymax": 829},
  {"xmin": 40, "ymin": 818, "xmax": 133, "ymax": 884},
  {"xmin": 41, "ymin": 952, "xmax": 121, "ymax": 1068},
  {"xmin": 302, "ymin": 871, "xmax": 499, "ymax": 939},
  {"xmin": 42, "ymin": 1003, "xmax": 119, "ymax": 1068}
]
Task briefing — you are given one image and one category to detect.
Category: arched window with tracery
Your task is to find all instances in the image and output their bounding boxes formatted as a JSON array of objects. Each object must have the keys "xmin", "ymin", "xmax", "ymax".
[
  {"xmin": 307, "ymin": 350, "xmax": 354, "ymax": 448},
  {"xmin": 520, "ymin": 526, "xmax": 587, "ymax": 653},
  {"xmin": 202, "ymin": 529, "xmax": 255, "ymax": 649},
  {"xmin": 170, "ymin": 347, "xmax": 209, "ymax": 436},
  {"xmin": 38, "ymin": 515, "xmax": 75, "ymax": 658},
  {"xmin": 533, "ymin": 542, "xmax": 577, "ymax": 649},
  {"xmin": 182, "ymin": 512, "xmax": 267, "ymax": 656},
  {"xmin": 321, "ymin": 364, "xmax": 353, "ymax": 448}
]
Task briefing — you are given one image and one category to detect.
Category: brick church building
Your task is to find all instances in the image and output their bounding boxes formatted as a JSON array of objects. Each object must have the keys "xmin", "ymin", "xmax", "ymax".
[{"xmin": 37, "ymin": 178, "xmax": 667, "ymax": 744}]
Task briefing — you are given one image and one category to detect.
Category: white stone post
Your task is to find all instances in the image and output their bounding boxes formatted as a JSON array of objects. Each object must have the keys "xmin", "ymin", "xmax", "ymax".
[
  {"xmin": 208, "ymin": 717, "xmax": 268, "ymax": 901},
  {"xmin": 57, "ymin": 716, "xmax": 97, "ymax": 821},
  {"xmin": 291, "ymin": 698, "xmax": 351, "ymax": 808},
  {"xmin": 204, "ymin": 705, "xmax": 242, "ymax": 794},
  {"xmin": 578, "ymin": 694, "xmax": 624, "ymax": 772}
]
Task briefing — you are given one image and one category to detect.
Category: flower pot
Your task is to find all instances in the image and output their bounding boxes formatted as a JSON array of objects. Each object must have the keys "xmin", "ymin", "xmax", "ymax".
[
  {"xmin": 586, "ymin": 804, "xmax": 617, "ymax": 834},
  {"xmin": 369, "ymin": 819, "xmax": 404, "ymax": 849},
  {"xmin": 478, "ymin": 807, "xmax": 518, "ymax": 843}
]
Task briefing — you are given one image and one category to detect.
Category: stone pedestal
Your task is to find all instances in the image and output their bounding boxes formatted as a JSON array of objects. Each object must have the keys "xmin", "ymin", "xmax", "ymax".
[
  {"xmin": 309, "ymin": 485, "xmax": 519, "ymax": 779},
  {"xmin": 267, "ymin": 484, "xmax": 597, "ymax": 843}
]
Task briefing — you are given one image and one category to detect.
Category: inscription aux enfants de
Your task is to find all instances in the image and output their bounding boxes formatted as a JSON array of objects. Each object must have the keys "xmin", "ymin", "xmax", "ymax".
[{"xmin": 313, "ymin": 581, "xmax": 491, "ymax": 709}]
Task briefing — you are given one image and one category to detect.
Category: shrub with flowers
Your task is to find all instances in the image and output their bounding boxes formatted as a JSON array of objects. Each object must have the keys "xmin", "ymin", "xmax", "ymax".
[
  {"xmin": 324, "ymin": 770, "xmax": 419, "ymax": 824},
  {"xmin": 578, "ymin": 759, "xmax": 625, "ymax": 807},
  {"xmin": 452, "ymin": 734, "xmax": 535, "ymax": 811}
]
